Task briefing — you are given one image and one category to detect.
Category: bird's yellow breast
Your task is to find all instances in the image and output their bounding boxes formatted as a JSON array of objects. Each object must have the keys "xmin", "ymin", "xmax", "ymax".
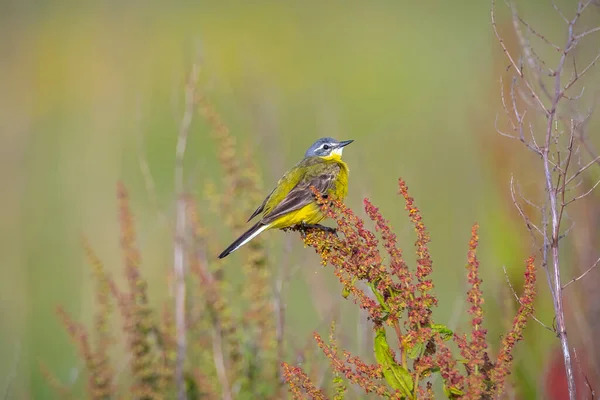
[
  {"xmin": 268, "ymin": 202, "xmax": 325, "ymax": 228},
  {"xmin": 321, "ymin": 154, "xmax": 349, "ymax": 200}
]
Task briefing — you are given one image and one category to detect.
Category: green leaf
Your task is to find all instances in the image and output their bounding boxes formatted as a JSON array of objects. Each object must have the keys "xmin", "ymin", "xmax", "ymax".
[
  {"xmin": 332, "ymin": 375, "xmax": 347, "ymax": 400},
  {"xmin": 428, "ymin": 366, "xmax": 440, "ymax": 374},
  {"xmin": 374, "ymin": 328, "xmax": 414, "ymax": 397},
  {"xmin": 341, "ymin": 286, "xmax": 351, "ymax": 299},
  {"xmin": 431, "ymin": 323, "xmax": 453, "ymax": 340},
  {"xmin": 442, "ymin": 384, "xmax": 464, "ymax": 398},
  {"xmin": 407, "ymin": 341, "xmax": 424, "ymax": 359},
  {"xmin": 369, "ymin": 282, "xmax": 391, "ymax": 312},
  {"xmin": 342, "ymin": 276, "xmax": 358, "ymax": 299}
]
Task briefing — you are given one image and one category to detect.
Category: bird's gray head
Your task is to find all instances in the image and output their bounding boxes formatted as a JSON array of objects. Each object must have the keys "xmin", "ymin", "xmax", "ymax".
[{"xmin": 304, "ymin": 137, "xmax": 354, "ymax": 158}]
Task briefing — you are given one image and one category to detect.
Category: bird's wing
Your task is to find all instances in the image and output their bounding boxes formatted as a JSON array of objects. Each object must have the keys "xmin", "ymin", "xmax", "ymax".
[
  {"xmin": 247, "ymin": 158, "xmax": 314, "ymax": 222},
  {"xmin": 247, "ymin": 187, "xmax": 275, "ymax": 222},
  {"xmin": 261, "ymin": 164, "xmax": 340, "ymax": 225}
]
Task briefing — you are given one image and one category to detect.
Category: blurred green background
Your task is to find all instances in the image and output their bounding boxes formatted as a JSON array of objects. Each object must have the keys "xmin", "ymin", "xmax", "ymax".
[{"xmin": 1, "ymin": 1, "xmax": 599, "ymax": 398}]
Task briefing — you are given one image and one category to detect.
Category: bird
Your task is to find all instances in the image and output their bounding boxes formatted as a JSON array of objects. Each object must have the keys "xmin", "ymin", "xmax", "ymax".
[{"xmin": 218, "ymin": 137, "xmax": 353, "ymax": 259}]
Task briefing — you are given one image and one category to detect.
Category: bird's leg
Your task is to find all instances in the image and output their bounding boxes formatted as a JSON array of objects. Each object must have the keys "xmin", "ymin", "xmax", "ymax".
[{"xmin": 300, "ymin": 221, "xmax": 337, "ymax": 235}]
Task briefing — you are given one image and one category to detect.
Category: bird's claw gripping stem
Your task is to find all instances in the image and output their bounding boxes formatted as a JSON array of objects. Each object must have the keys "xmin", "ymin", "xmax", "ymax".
[{"xmin": 299, "ymin": 222, "xmax": 338, "ymax": 236}]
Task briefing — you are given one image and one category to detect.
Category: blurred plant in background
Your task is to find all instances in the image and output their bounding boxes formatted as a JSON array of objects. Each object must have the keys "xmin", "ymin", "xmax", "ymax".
[{"xmin": 43, "ymin": 88, "xmax": 283, "ymax": 400}]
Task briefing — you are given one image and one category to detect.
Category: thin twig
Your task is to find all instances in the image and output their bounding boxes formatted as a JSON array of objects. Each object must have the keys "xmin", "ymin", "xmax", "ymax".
[
  {"xmin": 562, "ymin": 256, "xmax": 600, "ymax": 289},
  {"xmin": 492, "ymin": 0, "xmax": 549, "ymax": 114},
  {"xmin": 496, "ymin": 77, "xmax": 542, "ymax": 155},
  {"xmin": 563, "ymin": 50, "xmax": 600, "ymax": 93},
  {"xmin": 573, "ymin": 347, "xmax": 597, "ymax": 400},
  {"xmin": 575, "ymin": 26, "xmax": 600, "ymax": 40},
  {"xmin": 552, "ymin": 3, "xmax": 570, "ymax": 24},
  {"xmin": 517, "ymin": 15, "xmax": 561, "ymax": 52},
  {"xmin": 502, "ymin": 266, "xmax": 554, "ymax": 332},
  {"xmin": 510, "ymin": 176, "xmax": 545, "ymax": 243},
  {"xmin": 565, "ymin": 156, "xmax": 600, "ymax": 186},
  {"xmin": 565, "ymin": 177, "xmax": 600, "ymax": 206}
]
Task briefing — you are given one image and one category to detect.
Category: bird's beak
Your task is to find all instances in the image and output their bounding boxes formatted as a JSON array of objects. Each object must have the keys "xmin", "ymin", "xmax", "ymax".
[{"xmin": 338, "ymin": 140, "xmax": 354, "ymax": 148}]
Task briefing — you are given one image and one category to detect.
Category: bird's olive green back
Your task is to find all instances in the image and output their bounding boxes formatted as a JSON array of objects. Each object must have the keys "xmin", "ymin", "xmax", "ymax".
[{"xmin": 259, "ymin": 156, "xmax": 349, "ymax": 223}]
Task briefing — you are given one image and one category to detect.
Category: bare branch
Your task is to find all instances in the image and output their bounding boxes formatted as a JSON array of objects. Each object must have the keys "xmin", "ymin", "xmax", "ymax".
[
  {"xmin": 565, "ymin": 156, "xmax": 600, "ymax": 186},
  {"xmin": 492, "ymin": 0, "xmax": 549, "ymax": 114},
  {"xmin": 495, "ymin": 115, "xmax": 518, "ymax": 140},
  {"xmin": 502, "ymin": 266, "xmax": 554, "ymax": 332},
  {"xmin": 496, "ymin": 76, "xmax": 542, "ymax": 154},
  {"xmin": 556, "ymin": 125, "xmax": 575, "ymax": 226},
  {"xmin": 562, "ymin": 256, "xmax": 600, "ymax": 289},
  {"xmin": 492, "ymin": 0, "xmax": 523, "ymax": 76},
  {"xmin": 512, "ymin": 8, "xmax": 554, "ymax": 102},
  {"xmin": 575, "ymin": 26, "xmax": 600, "ymax": 40},
  {"xmin": 563, "ymin": 50, "xmax": 600, "ymax": 93},
  {"xmin": 562, "ymin": 86, "xmax": 585, "ymax": 102},
  {"xmin": 580, "ymin": 0, "xmax": 594, "ymax": 14},
  {"xmin": 528, "ymin": 122, "xmax": 541, "ymax": 152},
  {"xmin": 510, "ymin": 176, "xmax": 545, "ymax": 241},
  {"xmin": 516, "ymin": 182, "xmax": 541, "ymax": 211},
  {"xmin": 552, "ymin": 3, "xmax": 570, "ymax": 24},
  {"xmin": 494, "ymin": 2, "xmax": 600, "ymax": 397},
  {"xmin": 574, "ymin": 103, "xmax": 600, "ymax": 168},
  {"xmin": 538, "ymin": 5, "xmax": 591, "ymax": 397},
  {"xmin": 565, "ymin": 177, "xmax": 600, "ymax": 205},
  {"xmin": 572, "ymin": 348, "xmax": 595, "ymax": 400},
  {"xmin": 517, "ymin": 15, "xmax": 561, "ymax": 52}
]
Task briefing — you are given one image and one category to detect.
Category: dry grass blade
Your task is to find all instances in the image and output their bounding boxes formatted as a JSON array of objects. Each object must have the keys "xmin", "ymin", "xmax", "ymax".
[{"xmin": 173, "ymin": 61, "xmax": 201, "ymax": 400}]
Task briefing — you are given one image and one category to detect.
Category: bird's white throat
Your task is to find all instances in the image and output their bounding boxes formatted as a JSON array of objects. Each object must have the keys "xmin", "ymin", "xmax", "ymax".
[{"xmin": 332, "ymin": 147, "xmax": 344, "ymax": 156}]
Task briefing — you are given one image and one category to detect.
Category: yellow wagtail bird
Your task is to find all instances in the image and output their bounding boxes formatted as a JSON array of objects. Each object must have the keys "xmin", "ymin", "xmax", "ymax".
[{"xmin": 218, "ymin": 137, "xmax": 353, "ymax": 259}]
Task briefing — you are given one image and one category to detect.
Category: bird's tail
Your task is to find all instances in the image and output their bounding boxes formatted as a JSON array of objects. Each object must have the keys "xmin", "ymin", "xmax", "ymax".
[{"xmin": 218, "ymin": 222, "xmax": 268, "ymax": 259}]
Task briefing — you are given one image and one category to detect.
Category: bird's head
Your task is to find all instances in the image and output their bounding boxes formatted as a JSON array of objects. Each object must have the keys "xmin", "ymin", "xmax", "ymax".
[{"xmin": 304, "ymin": 137, "xmax": 354, "ymax": 159}]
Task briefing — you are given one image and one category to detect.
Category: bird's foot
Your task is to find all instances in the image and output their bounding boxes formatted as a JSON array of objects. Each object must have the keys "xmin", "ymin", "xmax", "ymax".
[{"xmin": 299, "ymin": 222, "xmax": 338, "ymax": 236}]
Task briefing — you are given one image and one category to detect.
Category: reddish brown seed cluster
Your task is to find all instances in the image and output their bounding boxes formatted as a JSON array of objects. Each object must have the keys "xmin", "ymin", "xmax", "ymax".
[
  {"xmin": 456, "ymin": 223, "xmax": 490, "ymax": 398},
  {"xmin": 282, "ymin": 362, "xmax": 328, "ymax": 400},
  {"xmin": 491, "ymin": 255, "xmax": 537, "ymax": 394},
  {"xmin": 285, "ymin": 179, "xmax": 539, "ymax": 399},
  {"xmin": 314, "ymin": 333, "xmax": 390, "ymax": 396},
  {"xmin": 435, "ymin": 337, "xmax": 466, "ymax": 393}
]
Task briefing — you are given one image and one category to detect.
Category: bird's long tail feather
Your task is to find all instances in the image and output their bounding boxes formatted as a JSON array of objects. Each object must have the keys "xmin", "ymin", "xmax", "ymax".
[{"xmin": 218, "ymin": 222, "xmax": 268, "ymax": 259}]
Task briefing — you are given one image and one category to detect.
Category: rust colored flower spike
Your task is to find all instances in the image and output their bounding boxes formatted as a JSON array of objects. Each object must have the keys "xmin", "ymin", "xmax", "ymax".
[
  {"xmin": 116, "ymin": 182, "xmax": 161, "ymax": 398},
  {"xmin": 314, "ymin": 332, "xmax": 391, "ymax": 397},
  {"xmin": 461, "ymin": 223, "xmax": 490, "ymax": 398},
  {"xmin": 398, "ymin": 178, "xmax": 436, "ymax": 326},
  {"xmin": 282, "ymin": 362, "xmax": 328, "ymax": 400},
  {"xmin": 284, "ymin": 178, "xmax": 538, "ymax": 399},
  {"xmin": 363, "ymin": 198, "xmax": 413, "ymax": 298},
  {"xmin": 491, "ymin": 255, "xmax": 537, "ymax": 395}
]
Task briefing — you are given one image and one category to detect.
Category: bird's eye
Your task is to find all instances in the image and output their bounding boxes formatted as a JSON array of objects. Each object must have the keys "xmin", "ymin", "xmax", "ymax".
[{"xmin": 323, "ymin": 144, "xmax": 330, "ymax": 150}]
